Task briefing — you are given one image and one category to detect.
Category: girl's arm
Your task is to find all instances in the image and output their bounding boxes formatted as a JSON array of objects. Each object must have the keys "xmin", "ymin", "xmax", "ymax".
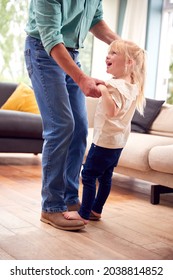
[{"xmin": 98, "ymin": 84, "xmax": 120, "ymax": 117}]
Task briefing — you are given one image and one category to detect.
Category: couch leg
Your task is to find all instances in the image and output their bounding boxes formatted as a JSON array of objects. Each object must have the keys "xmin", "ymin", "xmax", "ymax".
[
  {"xmin": 151, "ymin": 185, "xmax": 173, "ymax": 205},
  {"xmin": 151, "ymin": 185, "xmax": 160, "ymax": 204}
]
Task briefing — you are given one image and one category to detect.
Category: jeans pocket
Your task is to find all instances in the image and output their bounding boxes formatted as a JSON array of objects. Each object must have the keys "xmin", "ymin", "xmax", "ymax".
[{"xmin": 24, "ymin": 49, "xmax": 33, "ymax": 78}]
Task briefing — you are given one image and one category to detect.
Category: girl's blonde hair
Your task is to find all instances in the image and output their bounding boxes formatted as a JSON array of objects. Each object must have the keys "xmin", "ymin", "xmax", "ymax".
[{"xmin": 109, "ymin": 39, "xmax": 146, "ymax": 115}]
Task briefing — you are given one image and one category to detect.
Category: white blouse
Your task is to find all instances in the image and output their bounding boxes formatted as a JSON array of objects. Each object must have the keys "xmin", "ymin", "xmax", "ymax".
[{"xmin": 93, "ymin": 78, "xmax": 138, "ymax": 149}]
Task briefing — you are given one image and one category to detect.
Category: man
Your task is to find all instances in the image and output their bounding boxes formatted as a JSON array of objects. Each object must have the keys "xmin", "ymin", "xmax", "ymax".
[{"xmin": 24, "ymin": 0, "xmax": 119, "ymax": 231}]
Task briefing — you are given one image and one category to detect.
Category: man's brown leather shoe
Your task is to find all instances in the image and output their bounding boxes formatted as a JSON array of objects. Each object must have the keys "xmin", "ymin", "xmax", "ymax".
[
  {"xmin": 67, "ymin": 202, "xmax": 81, "ymax": 211},
  {"xmin": 40, "ymin": 212, "xmax": 85, "ymax": 231}
]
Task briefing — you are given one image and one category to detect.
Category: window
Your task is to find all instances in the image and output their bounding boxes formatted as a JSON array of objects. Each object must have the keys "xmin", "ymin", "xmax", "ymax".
[
  {"xmin": 0, "ymin": 1, "xmax": 93, "ymax": 83},
  {"xmin": 156, "ymin": 0, "xmax": 173, "ymax": 103},
  {"xmin": 79, "ymin": 33, "xmax": 93, "ymax": 76},
  {"xmin": 0, "ymin": 1, "xmax": 30, "ymax": 83}
]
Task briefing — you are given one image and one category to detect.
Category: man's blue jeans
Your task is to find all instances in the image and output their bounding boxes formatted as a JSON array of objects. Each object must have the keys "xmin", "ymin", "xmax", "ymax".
[
  {"xmin": 79, "ymin": 144, "xmax": 123, "ymax": 219},
  {"xmin": 24, "ymin": 36, "xmax": 88, "ymax": 212}
]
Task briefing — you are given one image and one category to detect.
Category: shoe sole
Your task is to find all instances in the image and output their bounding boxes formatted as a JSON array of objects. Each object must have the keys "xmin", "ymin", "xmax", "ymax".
[
  {"xmin": 40, "ymin": 217, "xmax": 85, "ymax": 231},
  {"xmin": 89, "ymin": 216, "xmax": 100, "ymax": 221},
  {"xmin": 89, "ymin": 212, "xmax": 101, "ymax": 221}
]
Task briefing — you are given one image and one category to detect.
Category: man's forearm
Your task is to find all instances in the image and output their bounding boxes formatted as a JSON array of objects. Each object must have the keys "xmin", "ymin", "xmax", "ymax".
[
  {"xmin": 90, "ymin": 20, "xmax": 120, "ymax": 44},
  {"xmin": 50, "ymin": 43, "xmax": 86, "ymax": 84},
  {"xmin": 50, "ymin": 43, "xmax": 102, "ymax": 98}
]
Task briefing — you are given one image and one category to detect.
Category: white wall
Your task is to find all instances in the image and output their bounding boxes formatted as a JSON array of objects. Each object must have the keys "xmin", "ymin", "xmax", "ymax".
[{"xmin": 91, "ymin": 0, "xmax": 120, "ymax": 80}]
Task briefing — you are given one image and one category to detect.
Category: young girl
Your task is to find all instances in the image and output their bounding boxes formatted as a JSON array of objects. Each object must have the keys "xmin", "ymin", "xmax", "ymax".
[{"xmin": 64, "ymin": 39, "xmax": 146, "ymax": 224}]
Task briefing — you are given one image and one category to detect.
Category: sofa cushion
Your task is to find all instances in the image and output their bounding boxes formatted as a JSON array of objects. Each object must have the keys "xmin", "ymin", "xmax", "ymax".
[
  {"xmin": 86, "ymin": 128, "xmax": 94, "ymax": 154},
  {"xmin": 1, "ymin": 83, "xmax": 40, "ymax": 114},
  {"xmin": 85, "ymin": 129, "xmax": 173, "ymax": 172},
  {"xmin": 149, "ymin": 145, "xmax": 173, "ymax": 174},
  {"xmin": 131, "ymin": 98, "xmax": 164, "ymax": 133},
  {"xmin": 117, "ymin": 132, "xmax": 173, "ymax": 172},
  {"xmin": 86, "ymin": 97, "xmax": 99, "ymax": 128}
]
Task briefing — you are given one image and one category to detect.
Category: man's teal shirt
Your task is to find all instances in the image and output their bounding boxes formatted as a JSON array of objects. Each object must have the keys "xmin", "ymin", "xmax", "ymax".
[{"xmin": 25, "ymin": 0, "xmax": 103, "ymax": 55}]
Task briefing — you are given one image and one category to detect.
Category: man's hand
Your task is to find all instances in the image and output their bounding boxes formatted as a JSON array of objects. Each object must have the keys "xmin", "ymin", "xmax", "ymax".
[{"xmin": 78, "ymin": 75, "xmax": 105, "ymax": 98}]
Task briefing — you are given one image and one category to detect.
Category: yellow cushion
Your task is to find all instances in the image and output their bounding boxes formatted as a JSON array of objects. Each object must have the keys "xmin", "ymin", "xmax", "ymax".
[{"xmin": 1, "ymin": 82, "xmax": 40, "ymax": 114}]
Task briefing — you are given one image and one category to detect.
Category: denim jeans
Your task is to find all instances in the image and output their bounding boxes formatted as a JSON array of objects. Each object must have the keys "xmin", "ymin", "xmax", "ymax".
[
  {"xmin": 79, "ymin": 143, "xmax": 123, "ymax": 219},
  {"xmin": 24, "ymin": 36, "xmax": 88, "ymax": 212}
]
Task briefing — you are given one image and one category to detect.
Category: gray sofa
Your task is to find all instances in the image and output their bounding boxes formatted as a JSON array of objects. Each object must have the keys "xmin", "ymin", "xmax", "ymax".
[
  {"xmin": 85, "ymin": 97, "xmax": 173, "ymax": 205},
  {"xmin": 0, "ymin": 82, "xmax": 43, "ymax": 154}
]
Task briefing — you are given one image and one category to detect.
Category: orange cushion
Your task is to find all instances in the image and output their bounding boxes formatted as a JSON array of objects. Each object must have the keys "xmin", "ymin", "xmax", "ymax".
[{"xmin": 1, "ymin": 82, "xmax": 40, "ymax": 114}]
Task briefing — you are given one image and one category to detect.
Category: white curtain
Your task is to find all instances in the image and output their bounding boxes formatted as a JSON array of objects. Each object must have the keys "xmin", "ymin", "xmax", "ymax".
[{"xmin": 121, "ymin": 0, "xmax": 148, "ymax": 48}]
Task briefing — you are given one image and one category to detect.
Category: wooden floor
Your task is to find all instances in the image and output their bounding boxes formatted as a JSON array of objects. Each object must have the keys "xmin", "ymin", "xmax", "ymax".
[{"xmin": 0, "ymin": 153, "xmax": 173, "ymax": 260}]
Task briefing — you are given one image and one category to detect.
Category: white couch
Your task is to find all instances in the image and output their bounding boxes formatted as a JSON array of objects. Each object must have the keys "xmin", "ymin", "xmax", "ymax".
[{"xmin": 85, "ymin": 97, "xmax": 173, "ymax": 204}]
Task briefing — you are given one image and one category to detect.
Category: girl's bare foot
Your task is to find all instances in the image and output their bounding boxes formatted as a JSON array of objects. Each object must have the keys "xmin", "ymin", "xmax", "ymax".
[{"xmin": 63, "ymin": 211, "xmax": 88, "ymax": 224}]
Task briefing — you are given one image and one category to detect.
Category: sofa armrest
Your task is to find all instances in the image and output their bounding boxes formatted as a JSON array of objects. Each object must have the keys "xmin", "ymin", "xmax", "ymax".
[
  {"xmin": 0, "ymin": 82, "xmax": 18, "ymax": 107},
  {"xmin": 149, "ymin": 103, "xmax": 173, "ymax": 137},
  {"xmin": 0, "ymin": 110, "xmax": 42, "ymax": 139}
]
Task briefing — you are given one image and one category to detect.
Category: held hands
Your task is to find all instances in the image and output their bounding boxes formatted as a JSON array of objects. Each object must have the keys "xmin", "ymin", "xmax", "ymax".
[{"xmin": 78, "ymin": 75, "xmax": 105, "ymax": 98}]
